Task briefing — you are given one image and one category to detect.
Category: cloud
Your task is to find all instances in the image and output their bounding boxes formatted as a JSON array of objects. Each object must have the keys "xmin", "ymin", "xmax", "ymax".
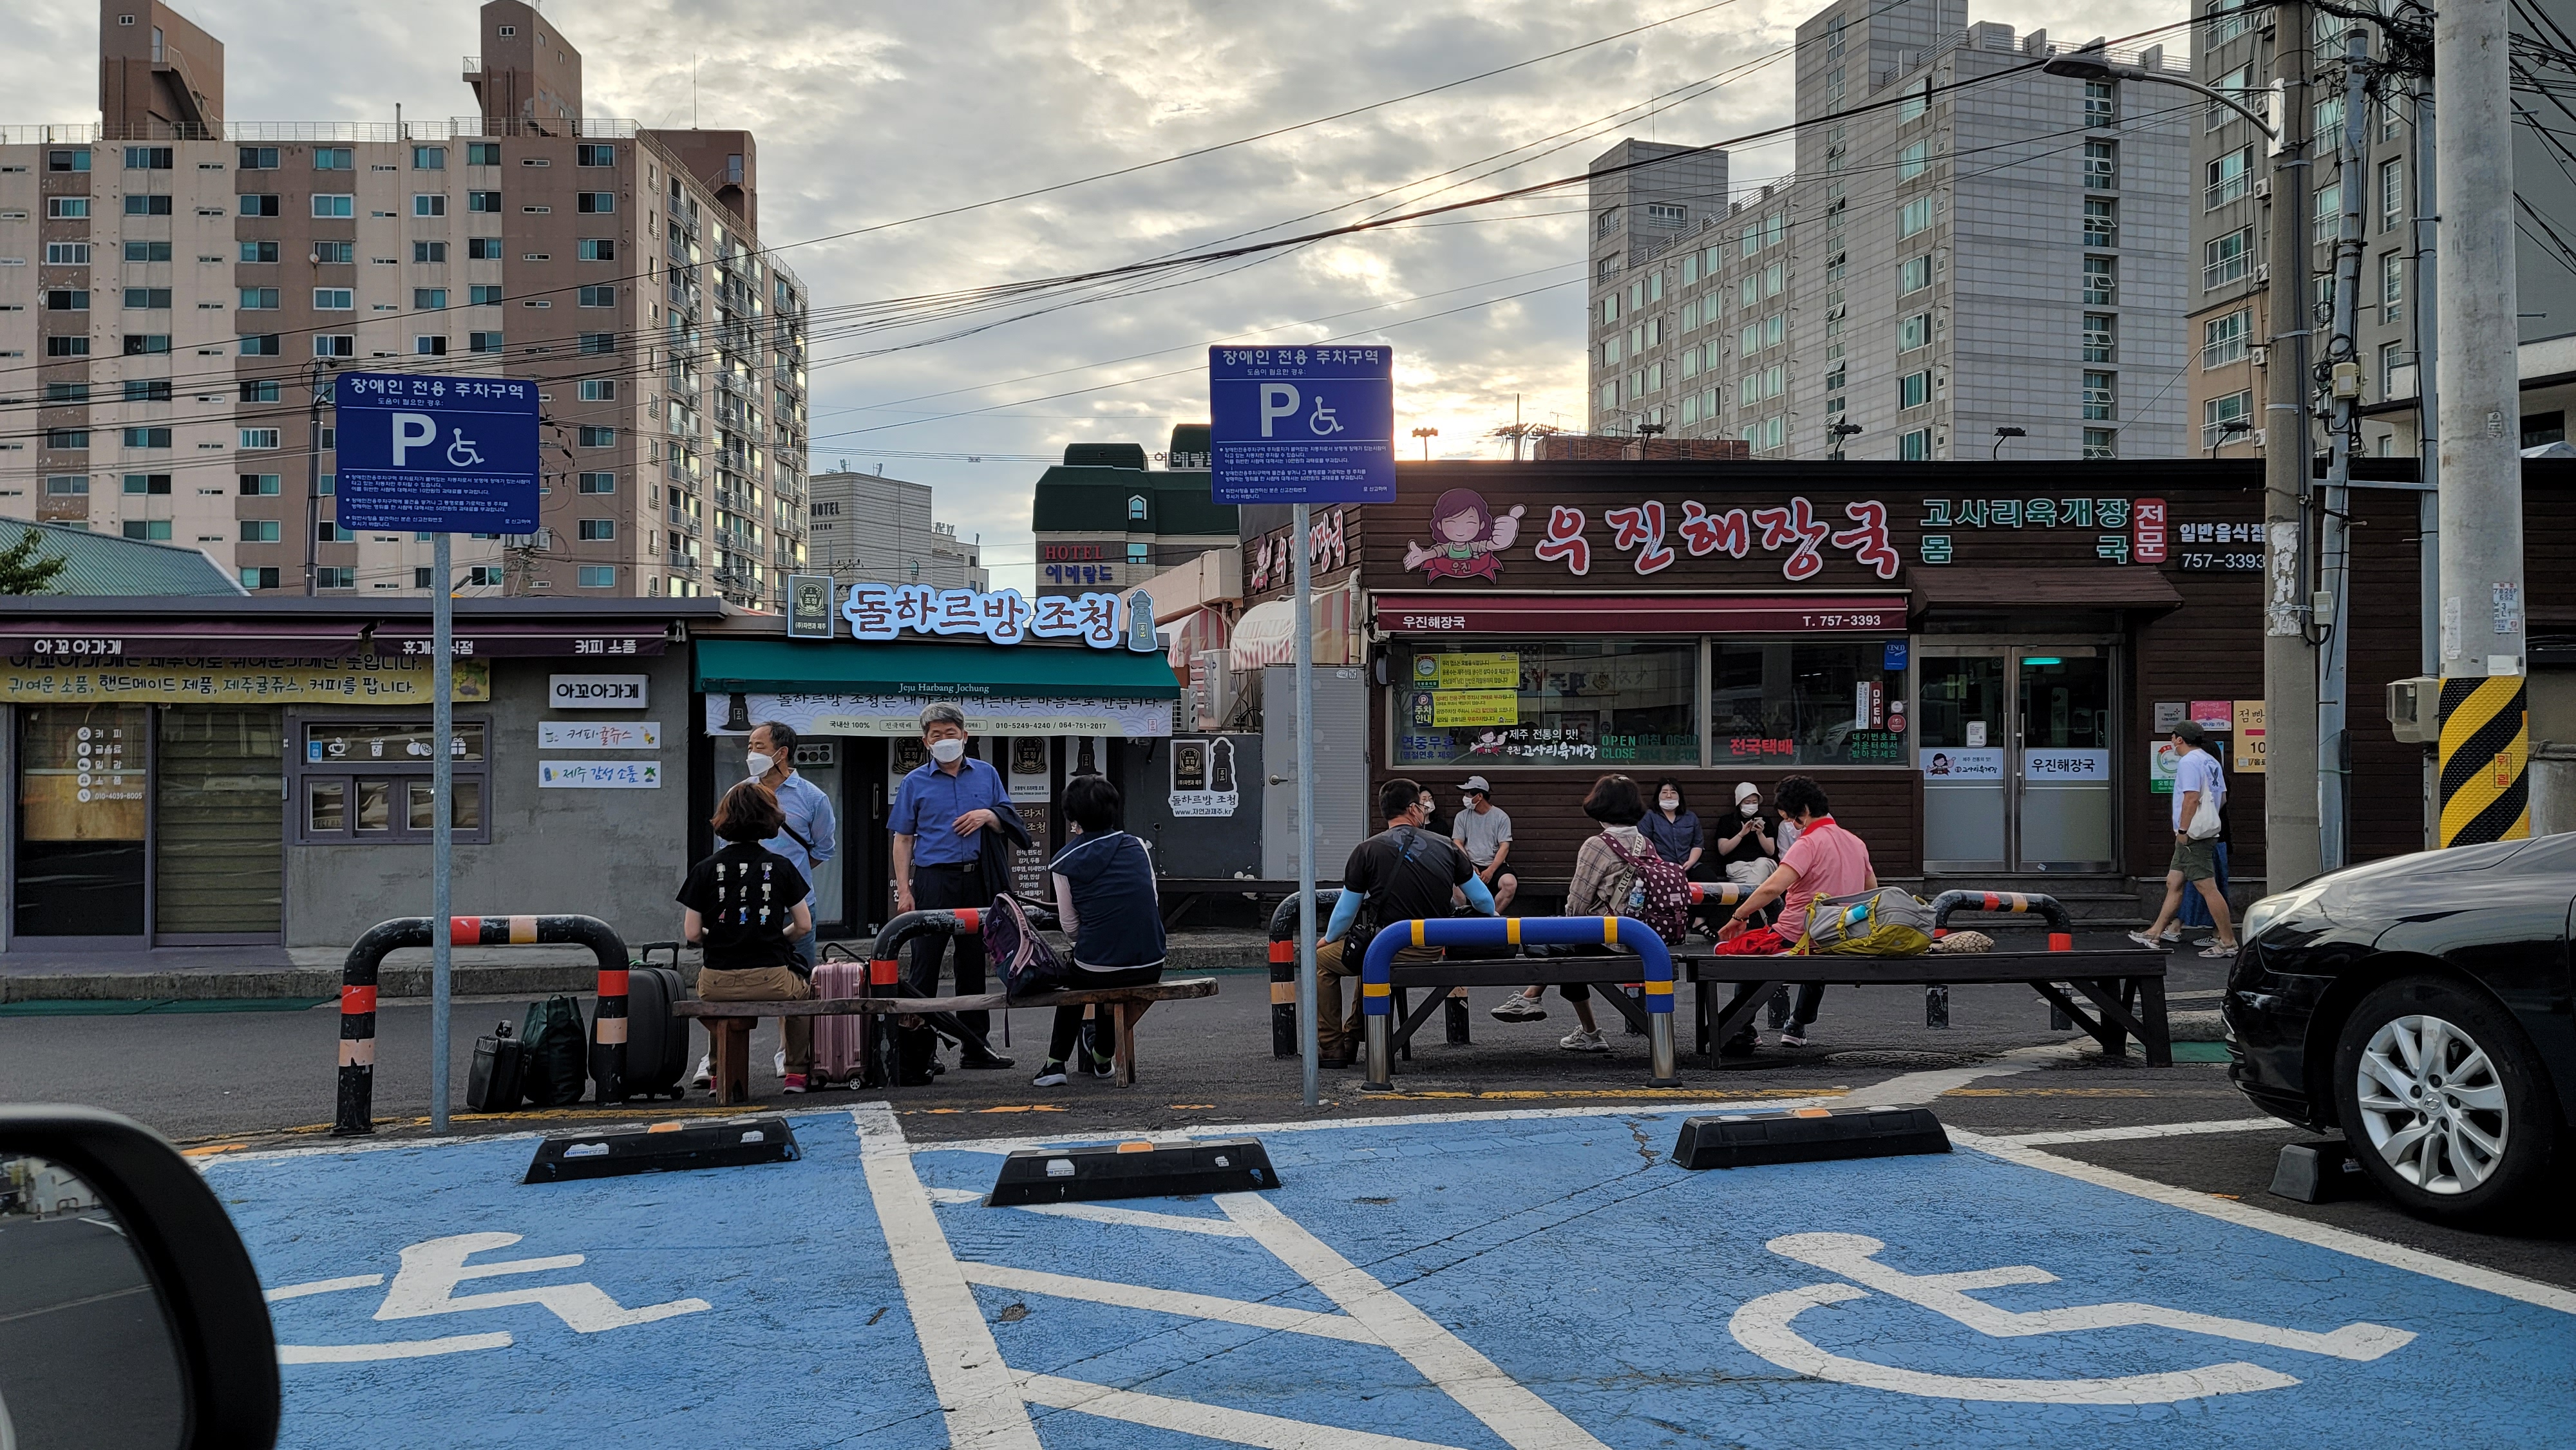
[{"xmin": 0, "ymin": 0, "xmax": 2186, "ymax": 588}]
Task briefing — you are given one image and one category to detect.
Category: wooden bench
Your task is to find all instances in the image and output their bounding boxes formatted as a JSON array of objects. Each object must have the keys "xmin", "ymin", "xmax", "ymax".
[
  {"xmin": 1682, "ymin": 948, "xmax": 2174, "ymax": 1066},
  {"xmin": 672, "ymin": 978, "xmax": 1218, "ymax": 1104}
]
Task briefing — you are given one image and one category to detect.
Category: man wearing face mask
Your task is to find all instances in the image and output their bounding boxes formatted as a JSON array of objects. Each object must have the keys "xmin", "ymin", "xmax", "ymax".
[
  {"xmin": 744, "ymin": 720, "xmax": 836, "ymax": 974},
  {"xmin": 1448, "ymin": 776, "xmax": 1516, "ymax": 912},
  {"xmin": 888, "ymin": 701, "xmax": 1016, "ymax": 1068}
]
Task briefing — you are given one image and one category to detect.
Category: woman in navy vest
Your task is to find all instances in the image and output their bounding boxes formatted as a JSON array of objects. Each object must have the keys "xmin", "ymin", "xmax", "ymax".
[{"xmin": 1034, "ymin": 774, "xmax": 1166, "ymax": 1086}]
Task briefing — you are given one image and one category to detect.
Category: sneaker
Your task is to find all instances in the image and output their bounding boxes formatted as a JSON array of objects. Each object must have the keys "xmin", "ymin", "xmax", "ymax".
[
  {"xmin": 1491, "ymin": 993, "xmax": 1548, "ymax": 1022},
  {"xmin": 1558, "ymin": 1028, "xmax": 1610, "ymax": 1053},
  {"xmin": 1087, "ymin": 1051, "xmax": 1118, "ymax": 1080},
  {"xmin": 2199, "ymin": 941, "xmax": 2240, "ymax": 958},
  {"xmin": 2156, "ymin": 928, "xmax": 2183, "ymax": 945},
  {"xmin": 2125, "ymin": 930, "xmax": 2166, "ymax": 950},
  {"xmin": 960, "ymin": 1051, "xmax": 1017, "ymax": 1070},
  {"xmin": 1777, "ymin": 1026, "xmax": 1812, "ymax": 1048},
  {"xmin": 782, "ymin": 1073, "xmax": 809, "ymax": 1094},
  {"xmin": 1032, "ymin": 1062, "xmax": 1070, "ymax": 1088},
  {"xmin": 690, "ymin": 1055, "xmax": 711, "ymax": 1089}
]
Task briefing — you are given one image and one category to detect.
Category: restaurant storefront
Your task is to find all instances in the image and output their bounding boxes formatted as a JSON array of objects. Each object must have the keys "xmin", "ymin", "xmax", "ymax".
[
  {"xmin": 0, "ymin": 598, "xmax": 718, "ymax": 950},
  {"xmin": 693, "ymin": 582, "xmax": 1183, "ymax": 935},
  {"xmin": 1340, "ymin": 460, "xmax": 2268, "ymax": 894}
]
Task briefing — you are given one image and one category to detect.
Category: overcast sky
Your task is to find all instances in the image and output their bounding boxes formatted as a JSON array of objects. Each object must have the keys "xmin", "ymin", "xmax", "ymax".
[{"xmin": 1, "ymin": 0, "xmax": 2179, "ymax": 589}]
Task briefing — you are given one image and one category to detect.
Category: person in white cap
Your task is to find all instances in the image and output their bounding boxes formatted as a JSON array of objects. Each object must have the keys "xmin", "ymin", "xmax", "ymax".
[
  {"xmin": 1714, "ymin": 780, "xmax": 1783, "ymax": 887},
  {"xmin": 1449, "ymin": 776, "xmax": 1517, "ymax": 912}
]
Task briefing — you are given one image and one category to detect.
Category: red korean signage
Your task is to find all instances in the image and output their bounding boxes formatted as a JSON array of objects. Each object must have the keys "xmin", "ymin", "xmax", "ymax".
[{"xmin": 1375, "ymin": 594, "xmax": 1909, "ymax": 635}]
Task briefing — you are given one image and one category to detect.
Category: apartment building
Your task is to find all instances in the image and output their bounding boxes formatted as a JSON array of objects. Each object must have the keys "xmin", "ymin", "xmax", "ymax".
[
  {"xmin": 1587, "ymin": 0, "xmax": 2191, "ymax": 460},
  {"xmin": 0, "ymin": 0, "xmax": 808, "ymax": 607},
  {"xmin": 1029, "ymin": 429, "xmax": 1235, "ymax": 601},
  {"xmin": 2188, "ymin": 2, "xmax": 2576, "ymax": 461},
  {"xmin": 809, "ymin": 466, "xmax": 987, "ymax": 591}
]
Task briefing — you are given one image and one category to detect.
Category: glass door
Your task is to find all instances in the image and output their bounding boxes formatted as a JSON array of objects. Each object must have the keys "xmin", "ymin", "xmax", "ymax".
[
  {"xmin": 1918, "ymin": 650, "xmax": 2009, "ymax": 869},
  {"xmin": 17, "ymin": 705, "xmax": 150, "ymax": 937},
  {"xmin": 2015, "ymin": 653, "xmax": 2114, "ymax": 870}
]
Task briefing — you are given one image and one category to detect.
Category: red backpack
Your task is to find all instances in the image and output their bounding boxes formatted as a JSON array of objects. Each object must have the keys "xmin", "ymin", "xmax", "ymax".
[{"xmin": 1600, "ymin": 833, "xmax": 1694, "ymax": 945}]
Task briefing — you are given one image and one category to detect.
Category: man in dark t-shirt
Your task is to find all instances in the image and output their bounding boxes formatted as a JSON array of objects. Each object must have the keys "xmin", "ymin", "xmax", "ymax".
[{"xmin": 1311, "ymin": 778, "xmax": 1496, "ymax": 1063}]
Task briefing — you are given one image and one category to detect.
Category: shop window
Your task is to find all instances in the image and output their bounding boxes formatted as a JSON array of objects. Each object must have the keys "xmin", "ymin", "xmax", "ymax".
[
  {"xmin": 1393, "ymin": 639, "xmax": 1697, "ymax": 768},
  {"xmin": 16, "ymin": 706, "xmax": 148, "ymax": 936},
  {"xmin": 1711, "ymin": 640, "xmax": 1908, "ymax": 766},
  {"xmin": 155, "ymin": 706, "xmax": 284, "ymax": 936},
  {"xmin": 291, "ymin": 719, "xmax": 488, "ymax": 844}
]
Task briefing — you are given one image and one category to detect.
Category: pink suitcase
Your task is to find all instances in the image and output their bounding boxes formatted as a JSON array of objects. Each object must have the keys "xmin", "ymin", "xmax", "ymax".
[{"xmin": 810, "ymin": 959, "xmax": 872, "ymax": 1086}]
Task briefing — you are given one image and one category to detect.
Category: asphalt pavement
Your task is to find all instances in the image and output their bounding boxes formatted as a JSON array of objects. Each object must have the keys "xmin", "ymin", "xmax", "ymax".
[{"xmin": 0, "ymin": 1211, "xmax": 189, "ymax": 1447}]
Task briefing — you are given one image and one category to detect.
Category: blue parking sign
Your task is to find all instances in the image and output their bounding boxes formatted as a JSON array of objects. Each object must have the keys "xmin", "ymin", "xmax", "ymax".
[
  {"xmin": 334, "ymin": 372, "xmax": 540, "ymax": 532},
  {"xmin": 1208, "ymin": 345, "xmax": 1395, "ymax": 504}
]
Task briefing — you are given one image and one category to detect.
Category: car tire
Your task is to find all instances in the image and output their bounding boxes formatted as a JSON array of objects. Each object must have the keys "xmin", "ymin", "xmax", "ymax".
[{"xmin": 2332, "ymin": 974, "xmax": 2559, "ymax": 1220}]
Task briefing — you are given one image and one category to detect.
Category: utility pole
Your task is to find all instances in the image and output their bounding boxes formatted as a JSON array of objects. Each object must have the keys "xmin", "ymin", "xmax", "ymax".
[
  {"xmin": 2314, "ymin": 24, "xmax": 2372, "ymax": 871},
  {"xmin": 303, "ymin": 359, "xmax": 327, "ymax": 596},
  {"xmin": 2433, "ymin": 0, "xmax": 2529, "ymax": 845},
  {"xmin": 2411, "ymin": 64, "xmax": 2443, "ymax": 848},
  {"xmin": 2262, "ymin": 0, "xmax": 2323, "ymax": 888}
]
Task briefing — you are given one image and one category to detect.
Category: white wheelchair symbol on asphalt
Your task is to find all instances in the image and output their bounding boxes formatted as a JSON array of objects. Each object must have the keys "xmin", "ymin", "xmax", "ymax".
[
  {"xmin": 265, "ymin": 1232, "xmax": 710, "ymax": 1364},
  {"xmin": 1730, "ymin": 1233, "xmax": 2414, "ymax": 1405},
  {"xmin": 445, "ymin": 428, "xmax": 484, "ymax": 467},
  {"xmin": 1308, "ymin": 397, "xmax": 1343, "ymax": 435}
]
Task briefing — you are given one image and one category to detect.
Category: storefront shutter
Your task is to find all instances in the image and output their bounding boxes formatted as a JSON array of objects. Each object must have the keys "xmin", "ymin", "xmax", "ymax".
[{"xmin": 155, "ymin": 707, "xmax": 283, "ymax": 937}]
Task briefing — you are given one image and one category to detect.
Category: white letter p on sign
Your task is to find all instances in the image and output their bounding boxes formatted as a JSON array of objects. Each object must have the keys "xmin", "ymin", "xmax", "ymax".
[
  {"xmin": 1258, "ymin": 383, "xmax": 1299, "ymax": 438},
  {"xmin": 392, "ymin": 412, "xmax": 437, "ymax": 466}
]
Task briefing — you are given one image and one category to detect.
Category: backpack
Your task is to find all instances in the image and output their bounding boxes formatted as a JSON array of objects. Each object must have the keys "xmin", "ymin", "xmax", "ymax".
[
  {"xmin": 985, "ymin": 892, "xmax": 1068, "ymax": 995},
  {"xmin": 521, "ymin": 995, "xmax": 590, "ymax": 1107},
  {"xmin": 1600, "ymin": 833, "xmax": 1694, "ymax": 945},
  {"xmin": 1799, "ymin": 887, "xmax": 1935, "ymax": 957},
  {"xmin": 1341, "ymin": 827, "xmax": 1448, "ymax": 957}
]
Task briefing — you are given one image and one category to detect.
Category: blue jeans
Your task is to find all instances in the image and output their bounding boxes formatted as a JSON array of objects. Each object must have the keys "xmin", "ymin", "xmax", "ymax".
[
  {"xmin": 2179, "ymin": 843, "xmax": 2231, "ymax": 928},
  {"xmin": 791, "ymin": 927, "xmax": 818, "ymax": 975}
]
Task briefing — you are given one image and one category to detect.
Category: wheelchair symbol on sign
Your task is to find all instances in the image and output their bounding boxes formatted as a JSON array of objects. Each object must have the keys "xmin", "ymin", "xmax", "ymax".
[
  {"xmin": 1308, "ymin": 397, "xmax": 1343, "ymax": 435},
  {"xmin": 446, "ymin": 429, "xmax": 484, "ymax": 467},
  {"xmin": 263, "ymin": 1231, "xmax": 708, "ymax": 1364},
  {"xmin": 1730, "ymin": 1233, "xmax": 2413, "ymax": 1404}
]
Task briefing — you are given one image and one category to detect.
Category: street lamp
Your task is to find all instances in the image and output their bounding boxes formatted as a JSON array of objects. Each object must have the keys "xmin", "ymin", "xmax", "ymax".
[
  {"xmin": 1827, "ymin": 421, "xmax": 1863, "ymax": 461},
  {"xmin": 1991, "ymin": 425, "xmax": 2026, "ymax": 460},
  {"xmin": 2208, "ymin": 417, "xmax": 2255, "ymax": 458},
  {"xmin": 1410, "ymin": 426, "xmax": 1439, "ymax": 460},
  {"xmin": 2041, "ymin": 52, "xmax": 2278, "ymax": 138}
]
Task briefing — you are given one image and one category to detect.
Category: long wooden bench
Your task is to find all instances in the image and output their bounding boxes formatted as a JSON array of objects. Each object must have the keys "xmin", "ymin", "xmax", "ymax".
[
  {"xmin": 672, "ymin": 978, "xmax": 1218, "ymax": 1103},
  {"xmin": 1683, "ymin": 948, "xmax": 2173, "ymax": 1066}
]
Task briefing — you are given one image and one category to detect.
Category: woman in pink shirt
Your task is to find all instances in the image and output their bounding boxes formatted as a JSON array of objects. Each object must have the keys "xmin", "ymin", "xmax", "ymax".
[{"xmin": 1713, "ymin": 776, "xmax": 1876, "ymax": 1048}]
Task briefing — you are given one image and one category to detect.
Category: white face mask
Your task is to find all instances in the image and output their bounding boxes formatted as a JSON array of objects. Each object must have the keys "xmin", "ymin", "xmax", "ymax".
[
  {"xmin": 745, "ymin": 751, "xmax": 773, "ymax": 778},
  {"xmin": 1659, "ymin": 795, "xmax": 1680, "ymax": 811},
  {"xmin": 928, "ymin": 737, "xmax": 967, "ymax": 764},
  {"xmin": 1461, "ymin": 796, "xmax": 1476, "ymax": 811},
  {"xmin": 1741, "ymin": 801, "xmax": 1761, "ymax": 817}
]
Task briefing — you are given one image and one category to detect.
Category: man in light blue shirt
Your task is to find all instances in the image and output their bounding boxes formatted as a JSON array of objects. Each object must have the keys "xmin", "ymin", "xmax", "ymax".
[
  {"xmin": 2131, "ymin": 720, "xmax": 2239, "ymax": 957},
  {"xmin": 748, "ymin": 720, "xmax": 835, "ymax": 972},
  {"xmin": 888, "ymin": 701, "xmax": 1014, "ymax": 1068}
]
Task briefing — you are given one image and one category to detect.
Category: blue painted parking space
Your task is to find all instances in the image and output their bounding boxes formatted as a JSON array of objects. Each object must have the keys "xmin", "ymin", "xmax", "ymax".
[{"xmin": 206, "ymin": 1106, "xmax": 2576, "ymax": 1449}]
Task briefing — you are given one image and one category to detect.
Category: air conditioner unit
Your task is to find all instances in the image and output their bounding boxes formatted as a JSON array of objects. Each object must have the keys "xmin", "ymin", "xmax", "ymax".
[
  {"xmin": 2253, "ymin": 263, "xmax": 2271, "ymax": 284},
  {"xmin": 2389, "ymin": 675, "xmax": 2439, "ymax": 744},
  {"xmin": 2252, "ymin": 177, "xmax": 2272, "ymax": 199}
]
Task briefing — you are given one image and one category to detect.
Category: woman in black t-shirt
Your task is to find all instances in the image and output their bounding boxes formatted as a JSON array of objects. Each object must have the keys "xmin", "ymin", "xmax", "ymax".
[
  {"xmin": 1033, "ymin": 775, "xmax": 1165, "ymax": 1087},
  {"xmin": 677, "ymin": 780, "xmax": 815, "ymax": 1093}
]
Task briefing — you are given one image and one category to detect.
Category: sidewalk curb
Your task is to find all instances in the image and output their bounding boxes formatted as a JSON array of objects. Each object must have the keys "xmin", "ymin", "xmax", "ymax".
[{"xmin": 0, "ymin": 943, "xmax": 1273, "ymax": 1004}]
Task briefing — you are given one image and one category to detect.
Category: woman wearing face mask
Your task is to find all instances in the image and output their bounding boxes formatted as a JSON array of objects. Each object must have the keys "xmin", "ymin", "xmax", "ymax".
[
  {"xmin": 1716, "ymin": 781, "xmax": 1781, "ymax": 889},
  {"xmin": 1639, "ymin": 779, "xmax": 1702, "ymax": 874}
]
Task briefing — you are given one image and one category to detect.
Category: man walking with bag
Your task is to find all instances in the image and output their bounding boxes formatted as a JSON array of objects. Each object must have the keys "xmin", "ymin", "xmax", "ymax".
[{"xmin": 2131, "ymin": 720, "xmax": 2239, "ymax": 958}]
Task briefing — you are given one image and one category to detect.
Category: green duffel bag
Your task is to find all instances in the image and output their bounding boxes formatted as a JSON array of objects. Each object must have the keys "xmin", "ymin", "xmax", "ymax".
[
  {"xmin": 1800, "ymin": 887, "xmax": 1935, "ymax": 957},
  {"xmin": 521, "ymin": 995, "xmax": 590, "ymax": 1107}
]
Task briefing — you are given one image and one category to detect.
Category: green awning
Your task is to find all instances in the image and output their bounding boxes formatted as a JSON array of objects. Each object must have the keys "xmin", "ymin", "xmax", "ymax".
[{"xmin": 694, "ymin": 637, "xmax": 1178, "ymax": 700}]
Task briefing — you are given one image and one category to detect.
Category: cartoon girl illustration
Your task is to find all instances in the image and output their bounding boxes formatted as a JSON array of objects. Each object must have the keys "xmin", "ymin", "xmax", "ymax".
[{"xmin": 1405, "ymin": 488, "xmax": 1526, "ymax": 581}]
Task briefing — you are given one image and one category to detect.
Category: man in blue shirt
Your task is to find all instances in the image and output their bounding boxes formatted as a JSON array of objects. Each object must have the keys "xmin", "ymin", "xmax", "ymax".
[
  {"xmin": 747, "ymin": 720, "xmax": 835, "ymax": 973},
  {"xmin": 889, "ymin": 701, "xmax": 1015, "ymax": 1068}
]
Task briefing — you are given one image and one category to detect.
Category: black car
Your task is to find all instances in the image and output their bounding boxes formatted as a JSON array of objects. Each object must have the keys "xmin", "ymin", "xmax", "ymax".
[{"xmin": 2225, "ymin": 834, "xmax": 2576, "ymax": 1219}]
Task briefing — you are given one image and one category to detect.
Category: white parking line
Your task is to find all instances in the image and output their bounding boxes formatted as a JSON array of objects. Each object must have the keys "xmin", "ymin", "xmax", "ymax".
[
  {"xmin": 1992, "ymin": 1118, "xmax": 2289, "ymax": 1147},
  {"xmin": 1018, "ymin": 1372, "xmax": 1470, "ymax": 1450},
  {"xmin": 851, "ymin": 1103, "xmax": 1042, "ymax": 1450},
  {"xmin": 958, "ymin": 1261, "xmax": 1377, "ymax": 1342},
  {"xmin": 1951, "ymin": 1129, "xmax": 2576, "ymax": 1318}
]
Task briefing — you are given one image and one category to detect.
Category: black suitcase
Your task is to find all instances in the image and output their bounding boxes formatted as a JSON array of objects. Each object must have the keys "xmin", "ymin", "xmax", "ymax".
[
  {"xmin": 466, "ymin": 1022, "xmax": 526, "ymax": 1113},
  {"xmin": 612, "ymin": 943, "xmax": 690, "ymax": 1101}
]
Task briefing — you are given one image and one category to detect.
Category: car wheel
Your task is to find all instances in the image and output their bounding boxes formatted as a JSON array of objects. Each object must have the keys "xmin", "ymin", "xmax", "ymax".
[{"xmin": 2332, "ymin": 975, "xmax": 2558, "ymax": 1219}]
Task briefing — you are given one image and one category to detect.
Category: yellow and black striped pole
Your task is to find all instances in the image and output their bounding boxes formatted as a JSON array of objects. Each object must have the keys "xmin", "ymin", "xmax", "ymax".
[{"xmin": 2438, "ymin": 675, "xmax": 2530, "ymax": 847}]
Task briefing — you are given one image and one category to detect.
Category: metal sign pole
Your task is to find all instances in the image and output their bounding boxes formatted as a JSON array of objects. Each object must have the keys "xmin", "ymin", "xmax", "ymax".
[
  {"xmin": 1293, "ymin": 503, "xmax": 1318, "ymax": 1107},
  {"xmin": 429, "ymin": 532, "xmax": 453, "ymax": 1134}
]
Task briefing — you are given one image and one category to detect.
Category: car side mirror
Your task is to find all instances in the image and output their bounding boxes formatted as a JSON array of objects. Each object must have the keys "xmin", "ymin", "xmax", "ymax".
[{"xmin": 0, "ymin": 1106, "xmax": 279, "ymax": 1449}]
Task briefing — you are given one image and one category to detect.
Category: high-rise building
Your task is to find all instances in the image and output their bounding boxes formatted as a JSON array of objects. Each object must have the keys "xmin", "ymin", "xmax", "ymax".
[
  {"xmin": 1587, "ymin": 0, "xmax": 2192, "ymax": 460},
  {"xmin": 0, "ymin": 0, "xmax": 808, "ymax": 607},
  {"xmin": 808, "ymin": 466, "xmax": 986, "ymax": 591},
  {"xmin": 2186, "ymin": 4, "xmax": 2576, "ymax": 462}
]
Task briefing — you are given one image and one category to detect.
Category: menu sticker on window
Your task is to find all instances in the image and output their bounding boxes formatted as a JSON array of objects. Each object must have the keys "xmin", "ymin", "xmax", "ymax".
[{"xmin": 1921, "ymin": 748, "xmax": 2005, "ymax": 779}]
